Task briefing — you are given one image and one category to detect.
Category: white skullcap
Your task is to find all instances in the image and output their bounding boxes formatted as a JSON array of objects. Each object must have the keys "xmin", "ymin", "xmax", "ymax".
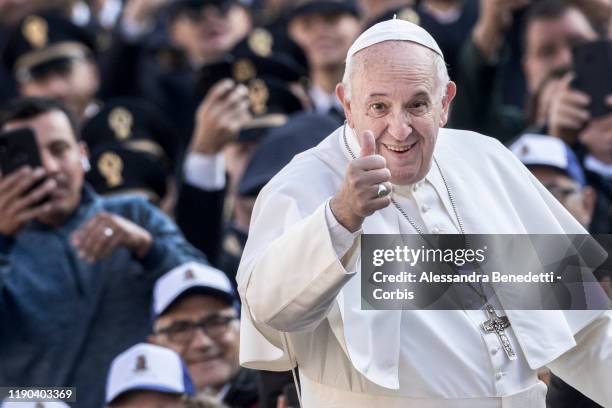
[{"xmin": 347, "ymin": 18, "xmax": 443, "ymax": 60}]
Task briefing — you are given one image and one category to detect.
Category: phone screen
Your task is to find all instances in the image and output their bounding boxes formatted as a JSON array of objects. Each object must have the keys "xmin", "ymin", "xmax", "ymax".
[
  {"xmin": 0, "ymin": 127, "xmax": 50, "ymax": 206},
  {"xmin": 572, "ymin": 39, "xmax": 612, "ymax": 118}
]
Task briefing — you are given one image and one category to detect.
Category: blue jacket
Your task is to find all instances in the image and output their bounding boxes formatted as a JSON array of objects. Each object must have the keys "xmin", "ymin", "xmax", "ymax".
[{"xmin": 0, "ymin": 186, "xmax": 205, "ymax": 407}]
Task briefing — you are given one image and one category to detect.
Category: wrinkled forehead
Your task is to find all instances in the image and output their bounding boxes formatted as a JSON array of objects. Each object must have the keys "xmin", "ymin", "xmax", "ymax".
[
  {"xmin": 350, "ymin": 41, "xmax": 438, "ymax": 88},
  {"xmin": 352, "ymin": 40, "xmax": 436, "ymax": 65}
]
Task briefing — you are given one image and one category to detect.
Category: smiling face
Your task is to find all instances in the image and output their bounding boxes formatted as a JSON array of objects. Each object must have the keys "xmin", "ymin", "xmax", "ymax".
[
  {"xmin": 152, "ymin": 295, "xmax": 240, "ymax": 392},
  {"xmin": 337, "ymin": 41, "xmax": 456, "ymax": 185}
]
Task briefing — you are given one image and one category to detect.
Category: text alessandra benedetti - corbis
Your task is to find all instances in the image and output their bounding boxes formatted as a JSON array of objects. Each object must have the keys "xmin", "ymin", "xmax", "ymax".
[{"xmin": 372, "ymin": 271, "xmax": 558, "ymax": 283}]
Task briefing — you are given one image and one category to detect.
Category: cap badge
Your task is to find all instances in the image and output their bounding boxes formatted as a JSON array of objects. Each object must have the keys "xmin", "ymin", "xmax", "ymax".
[
  {"xmin": 98, "ymin": 152, "xmax": 124, "ymax": 188},
  {"xmin": 398, "ymin": 8, "xmax": 420, "ymax": 25},
  {"xmin": 22, "ymin": 15, "xmax": 49, "ymax": 49},
  {"xmin": 184, "ymin": 269, "xmax": 195, "ymax": 280},
  {"xmin": 134, "ymin": 354, "xmax": 148, "ymax": 372},
  {"xmin": 108, "ymin": 107, "xmax": 133, "ymax": 140},
  {"xmin": 248, "ymin": 28, "xmax": 273, "ymax": 58},
  {"xmin": 233, "ymin": 58, "xmax": 256, "ymax": 82}
]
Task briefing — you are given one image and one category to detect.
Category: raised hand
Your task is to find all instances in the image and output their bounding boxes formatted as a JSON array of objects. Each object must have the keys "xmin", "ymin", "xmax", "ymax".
[
  {"xmin": 330, "ymin": 130, "xmax": 392, "ymax": 232},
  {"xmin": 548, "ymin": 73, "xmax": 591, "ymax": 144},
  {"xmin": 0, "ymin": 166, "xmax": 55, "ymax": 236},
  {"xmin": 189, "ymin": 79, "xmax": 251, "ymax": 155}
]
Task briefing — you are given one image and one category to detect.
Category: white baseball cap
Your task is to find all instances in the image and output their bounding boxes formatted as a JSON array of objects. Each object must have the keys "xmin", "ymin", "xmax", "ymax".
[
  {"xmin": 153, "ymin": 261, "xmax": 236, "ymax": 318},
  {"xmin": 105, "ymin": 343, "xmax": 194, "ymax": 404},
  {"xmin": 510, "ymin": 133, "xmax": 586, "ymax": 186},
  {"xmin": 347, "ymin": 17, "xmax": 443, "ymax": 60}
]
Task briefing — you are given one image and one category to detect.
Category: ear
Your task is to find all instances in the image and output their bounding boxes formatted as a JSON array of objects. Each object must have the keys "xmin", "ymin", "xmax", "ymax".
[
  {"xmin": 78, "ymin": 141, "xmax": 90, "ymax": 171},
  {"xmin": 336, "ymin": 82, "xmax": 354, "ymax": 128},
  {"xmin": 439, "ymin": 81, "xmax": 457, "ymax": 127}
]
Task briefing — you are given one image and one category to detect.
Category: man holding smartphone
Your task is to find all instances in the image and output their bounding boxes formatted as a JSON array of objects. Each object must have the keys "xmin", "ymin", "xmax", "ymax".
[{"xmin": 0, "ymin": 97, "xmax": 205, "ymax": 407}]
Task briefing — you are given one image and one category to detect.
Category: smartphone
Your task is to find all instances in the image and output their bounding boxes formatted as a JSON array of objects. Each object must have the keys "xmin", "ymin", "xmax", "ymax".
[
  {"xmin": 572, "ymin": 39, "xmax": 612, "ymax": 118},
  {"xmin": 0, "ymin": 127, "xmax": 50, "ymax": 206}
]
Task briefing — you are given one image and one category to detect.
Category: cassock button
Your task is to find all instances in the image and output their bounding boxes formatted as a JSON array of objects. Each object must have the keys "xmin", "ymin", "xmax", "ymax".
[
  {"xmin": 421, "ymin": 204, "xmax": 430, "ymax": 213},
  {"xmin": 491, "ymin": 347, "xmax": 499, "ymax": 355},
  {"xmin": 432, "ymin": 227, "xmax": 440, "ymax": 234},
  {"xmin": 495, "ymin": 372, "xmax": 505, "ymax": 381}
]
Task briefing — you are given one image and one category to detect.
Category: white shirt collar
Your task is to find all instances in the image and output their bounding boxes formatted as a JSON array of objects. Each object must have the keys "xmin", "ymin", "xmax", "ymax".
[
  {"xmin": 198, "ymin": 383, "xmax": 231, "ymax": 402},
  {"xmin": 310, "ymin": 86, "xmax": 343, "ymax": 115}
]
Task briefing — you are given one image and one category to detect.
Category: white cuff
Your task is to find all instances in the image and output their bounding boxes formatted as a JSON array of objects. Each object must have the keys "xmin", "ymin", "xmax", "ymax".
[
  {"xmin": 183, "ymin": 152, "xmax": 226, "ymax": 190},
  {"xmin": 324, "ymin": 198, "xmax": 361, "ymax": 258}
]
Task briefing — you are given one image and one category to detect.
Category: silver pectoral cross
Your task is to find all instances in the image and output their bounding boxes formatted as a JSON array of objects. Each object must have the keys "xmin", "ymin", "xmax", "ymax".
[{"xmin": 481, "ymin": 304, "xmax": 517, "ymax": 361}]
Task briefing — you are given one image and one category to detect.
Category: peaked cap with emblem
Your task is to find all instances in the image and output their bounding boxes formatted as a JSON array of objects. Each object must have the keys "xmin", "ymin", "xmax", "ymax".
[
  {"xmin": 81, "ymin": 98, "xmax": 180, "ymax": 170},
  {"xmin": 196, "ymin": 49, "xmax": 305, "ymax": 141},
  {"xmin": 86, "ymin": 144, "xmax": 169, "ymax": 204},
  {"xmin": 231, "ymin": 26, "xmax": 309, "ymax": 80},
  {"xmin": 2, "ymin": 12, "xmax": 96, "ymax": 82}
]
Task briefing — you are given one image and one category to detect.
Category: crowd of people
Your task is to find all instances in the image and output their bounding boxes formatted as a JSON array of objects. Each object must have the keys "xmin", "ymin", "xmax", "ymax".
[{"xmin": 0, "ymin": 0, "xmax": 611, "ymax": 407}]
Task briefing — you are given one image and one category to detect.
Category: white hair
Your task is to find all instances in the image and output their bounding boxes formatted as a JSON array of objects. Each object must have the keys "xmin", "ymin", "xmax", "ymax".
[{"xmin": 342, "ymin": 44, "xmax": 450, "ymax": 102}]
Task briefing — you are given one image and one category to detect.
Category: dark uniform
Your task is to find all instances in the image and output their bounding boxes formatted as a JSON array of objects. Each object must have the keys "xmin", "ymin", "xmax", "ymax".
[
  {"xmin": 365, "ymin": 0, "xmax": 479, "ymax": 82},
  {"xmin": 100, "ymin": 1, "xmax": 308, "ymax": 155},
  {"xmin": 284, "ymin": 0, "xmax": 362, "ymax": 125},
  {"xmin": 177, "ymin": 48, "xmax": 307, "ymax": 277},
  {"xmin": 220, "ymin": 113, "xmax": 340, "ymax": 408}
]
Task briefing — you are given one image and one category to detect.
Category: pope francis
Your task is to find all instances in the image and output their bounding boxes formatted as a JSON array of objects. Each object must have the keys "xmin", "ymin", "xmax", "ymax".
[{"xmin": 236, "ymin": 19, "xmax": 612, "ymax": 408}]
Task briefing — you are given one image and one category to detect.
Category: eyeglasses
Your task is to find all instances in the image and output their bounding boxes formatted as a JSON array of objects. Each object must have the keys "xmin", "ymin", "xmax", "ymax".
[
  {"xmin": 545, "ymin": 184, "xmax": 581, "ymax": 201},
  {"xmin": 157, "ymin": 315, "xmax": 237, "ymax": 345}
]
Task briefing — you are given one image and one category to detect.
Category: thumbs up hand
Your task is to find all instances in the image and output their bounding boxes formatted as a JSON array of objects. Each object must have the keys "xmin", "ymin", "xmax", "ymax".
[{"xmin": 330, "ymin": 130, "xmax": 392, "ymax": 232}]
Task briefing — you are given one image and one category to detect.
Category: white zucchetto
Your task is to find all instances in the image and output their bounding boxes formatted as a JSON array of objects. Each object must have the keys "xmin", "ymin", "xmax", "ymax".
[{"xmin": 347, "ymin": 18, "xmax": 444, "ymax": 60}]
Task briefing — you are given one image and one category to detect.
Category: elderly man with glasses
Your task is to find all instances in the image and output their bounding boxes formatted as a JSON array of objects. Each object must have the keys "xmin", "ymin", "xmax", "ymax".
[{"xmin": 150, "ymin": 262, "xmax": 258, "ymax": 408}]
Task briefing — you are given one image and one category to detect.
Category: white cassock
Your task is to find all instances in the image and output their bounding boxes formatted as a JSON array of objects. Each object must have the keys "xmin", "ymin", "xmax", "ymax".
[{"xmin": 236, "ymin": 125, "xmax": 612, "ymax": 408}]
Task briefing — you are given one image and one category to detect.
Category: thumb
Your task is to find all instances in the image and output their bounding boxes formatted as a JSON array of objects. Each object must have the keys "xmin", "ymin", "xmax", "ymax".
[{"xmin": 359, "ymin": 130, "xmax": 376, "ymax": 157}]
